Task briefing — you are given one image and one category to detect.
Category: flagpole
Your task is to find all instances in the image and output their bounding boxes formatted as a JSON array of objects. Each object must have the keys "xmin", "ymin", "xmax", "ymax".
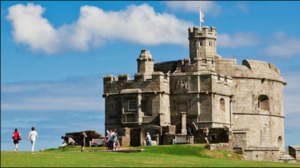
[{"xmin": 199, "ymin": 7, "xmax": 201, "ymax": 29}]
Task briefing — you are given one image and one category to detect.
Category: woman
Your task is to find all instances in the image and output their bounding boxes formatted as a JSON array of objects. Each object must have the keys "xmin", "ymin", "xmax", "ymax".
[
  {"xmin": 113, "ymin": 132, "xmax": 120, "ymax": 150},
  {"xmin": 12, "ymin": 128, "xmax": 21, "ymax": 153}
]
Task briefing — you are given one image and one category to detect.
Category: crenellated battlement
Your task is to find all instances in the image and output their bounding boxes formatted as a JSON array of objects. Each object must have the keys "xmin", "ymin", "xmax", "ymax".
[
  {"xmin": 188, "ymin": 26, "xmax": 217, "ymax": 39},
  {"xmin": 103, "ymin": 74, "xmax": 130, "ymax": 84},
  {"xmin": 103, "ymin": 71, "xmax": 167, "ymax": 84}
]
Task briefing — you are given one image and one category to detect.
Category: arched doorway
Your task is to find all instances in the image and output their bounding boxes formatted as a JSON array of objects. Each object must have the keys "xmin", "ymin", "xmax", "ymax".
[{"xmin": 142, "ymin": 125, "xmax": 161, "ymax": 146}]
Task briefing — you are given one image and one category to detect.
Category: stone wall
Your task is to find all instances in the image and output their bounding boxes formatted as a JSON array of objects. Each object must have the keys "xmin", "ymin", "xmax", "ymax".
[
  {"xmin": 194, "ymin": 128, "xmax": 229, "ymax": 144},
  {"xmin": 207, "ymin": 143, "xmax": 231, "ymax": 151},
  {"xmin": 154, "ymin": 61, "xmax": 178, "ymax": 73},
  {"xmin": 232, "ymin": 131, "xmax": 248, "ymax": 150},
  {"xmin": 120, "ymin": 127, "xmax": 131, "ymax": 147},
  {"xmin": 244, "ymin": 147, "xmax": 280, "ymax": 161}
]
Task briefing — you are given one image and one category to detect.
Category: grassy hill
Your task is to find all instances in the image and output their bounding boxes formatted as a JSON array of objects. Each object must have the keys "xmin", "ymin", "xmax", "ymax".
[{"xmin": 1, "ymin": 144, "xmax": 299, "ymax": 167}]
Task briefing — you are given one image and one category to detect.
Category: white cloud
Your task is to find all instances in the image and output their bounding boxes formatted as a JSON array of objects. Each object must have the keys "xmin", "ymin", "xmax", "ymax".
[
  {"xmin": 1, "ymin": 75, "xmax": 103, "ymax": 112},
  {"xmin": 6, "ymin": 3, "xmax": 60, "ymax": 54},
  {"xmin": 165, "ymin": 1, "xmax": 221, "ymax": 16},
  {"xmin": 218, "ymin": 32, "xmax": 258, "ymax": 48},
  {"xmin": 264, "ymin": 32, "xmax": 300, "ymax": 57},
  {"xmin": 7, "ymin": 3, "xmax": 192, "ymax": 54}
]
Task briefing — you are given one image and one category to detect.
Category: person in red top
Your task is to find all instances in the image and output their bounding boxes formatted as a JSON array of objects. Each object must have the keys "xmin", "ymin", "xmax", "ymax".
[{"xmin": 12, "ymin": 128, "xmax": 21, "ymax": 153}]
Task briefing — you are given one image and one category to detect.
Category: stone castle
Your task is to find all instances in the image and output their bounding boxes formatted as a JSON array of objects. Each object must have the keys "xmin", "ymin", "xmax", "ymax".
[{"xmin": 103, "ymin": 26, "xmax": 293, "ymax": 161}]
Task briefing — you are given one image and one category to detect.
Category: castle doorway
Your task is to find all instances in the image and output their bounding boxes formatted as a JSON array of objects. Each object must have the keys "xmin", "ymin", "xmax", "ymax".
[
  {"xmin": 142, "ymin": 125, "xmax": 161, "ymax": 145},
  {"xmin": 187, "ymin": 123, "xmax": 197, "ymax": 135},
  {"xmin": 130, "ymin": 128, "xmax": 141, "ymax": 146},
  {"xmin": 177, "ymin": 102, "xmax": 188, "ymax": 135}
]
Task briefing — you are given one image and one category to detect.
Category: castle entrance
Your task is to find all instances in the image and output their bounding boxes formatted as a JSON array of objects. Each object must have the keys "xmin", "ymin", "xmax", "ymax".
[{"xmin": 177, "ymin": 102, "xmax": 188, "ymax": 135}]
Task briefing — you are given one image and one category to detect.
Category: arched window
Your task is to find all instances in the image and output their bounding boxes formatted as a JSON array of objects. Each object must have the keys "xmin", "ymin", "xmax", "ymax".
[
  {"xmin": 277, "ymin": 136, "xmax": 283, "ymax": 147},
  {"xmin": 258, "ymin": 95, "xmax": 269, "ymax": 111},
  {"xmin": 220, "ymin": 98, "xmax": 225, "ymax": 112}
]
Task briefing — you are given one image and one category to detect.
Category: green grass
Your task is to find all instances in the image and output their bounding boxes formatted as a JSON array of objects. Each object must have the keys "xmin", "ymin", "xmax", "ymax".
[{"xmin": 1, "ymin": 144, "xmax": 299, "ymax": 167}]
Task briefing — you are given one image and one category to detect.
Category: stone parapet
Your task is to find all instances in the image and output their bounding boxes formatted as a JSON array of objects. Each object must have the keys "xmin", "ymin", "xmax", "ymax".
[{"xmin": 207, "ymin": 143, "xmax": 231, "ymax": 151}]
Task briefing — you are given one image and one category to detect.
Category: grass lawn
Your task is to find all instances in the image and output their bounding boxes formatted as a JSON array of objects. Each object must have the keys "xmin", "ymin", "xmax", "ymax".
[{"xmin": 1, "ymin": 144, "xmax": 299, "ymax": 167}]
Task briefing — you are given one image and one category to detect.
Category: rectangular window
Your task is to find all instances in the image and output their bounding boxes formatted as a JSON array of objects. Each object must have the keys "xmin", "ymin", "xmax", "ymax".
[{"xmin": 128, "ymin": 99, "xmax": 137, "ymax": 111}]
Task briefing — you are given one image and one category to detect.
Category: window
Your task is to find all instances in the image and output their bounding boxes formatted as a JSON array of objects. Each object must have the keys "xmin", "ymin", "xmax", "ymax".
[
  {"xmin": 258, "ymin": 95, "xmax": 269, "ymax": 111},
  {"xmin": 142, "ymin": 98, "xmax": 152, "ymax": 116},
  {"xmin": 220, "ymin": 98, "xmax": 225, "ymax": 112},
  {"xmin": 128, "ymin": 99, "xmax": 137, "ymax": 110},
  {"xmin": 277, "ymin": 136, "xmax": 283, "ymax": 147}
]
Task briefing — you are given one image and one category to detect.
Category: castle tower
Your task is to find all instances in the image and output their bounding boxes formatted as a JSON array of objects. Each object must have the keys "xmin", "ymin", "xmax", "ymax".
[
  {"xmin": 137, "ymin": 50, "xmax": 154, "ymax": 79},
  {"xmin": 188, "ymin": 26, "xmax": 217, "ymax": 72}
]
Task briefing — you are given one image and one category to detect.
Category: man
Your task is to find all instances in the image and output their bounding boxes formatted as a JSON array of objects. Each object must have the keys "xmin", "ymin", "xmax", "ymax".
[
  {"xmin": 203, "ymin": 126, "xmax": 209, "ymax": 144},
  {"xmin": 27, "ymin": 127, "xmax": 38, "ymax": 154},
  {"xmin": 145, "ymin": 132, "xmax": 152, "ymax": 146},
  {"xmin": 81, "ymin": 131, "xmax": 87, "ymax": 152},
  {"xmin": 106, "ymin": 130, "xmax": 114, "ymax": 150}
]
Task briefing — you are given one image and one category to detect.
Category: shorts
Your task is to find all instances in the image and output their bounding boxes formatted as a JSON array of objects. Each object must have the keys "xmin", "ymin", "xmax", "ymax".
[{"xmin": 13, "ymin": 140, "xmax": 19, "ymax": 144}]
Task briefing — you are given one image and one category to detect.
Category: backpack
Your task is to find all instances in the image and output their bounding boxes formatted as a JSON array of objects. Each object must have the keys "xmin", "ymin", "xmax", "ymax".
[{"xmin": 12, "ymin": 132, "xmax": 21, "ymax": 140}]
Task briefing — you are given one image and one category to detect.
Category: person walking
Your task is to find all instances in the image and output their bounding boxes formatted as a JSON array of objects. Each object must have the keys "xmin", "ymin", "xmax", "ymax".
[
  {"xmin": 203, "ymin": 126, "xmax": 209, "ymax": 144},
  {"xmin": 105, "ymin": 132, "xmax": 110, "ymax": 150},
  {"xmin": 107, "ymin": 130, "xmax": 114, "ymax": 150},
  {"xmin": 81, "ymin": 131, "xmax": 87, "ymax": 152},
  {"xmin": 27, "ymin": 127, "xmax": 38, "ymax": 154},
  {"xmin": 144, "ymin": 132, "xmax": 152, "ymax": 146},
  {"xmin": 12, "ymin": 128, "xmax": 21, "ymax": 153},
  {"xmin": 113, "ymin": 132, "xmax": 120, "ymax": 150}
]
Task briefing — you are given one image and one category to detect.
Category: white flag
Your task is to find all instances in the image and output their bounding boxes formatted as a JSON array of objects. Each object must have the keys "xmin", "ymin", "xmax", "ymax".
[{"xmin": 200, "ymin": 10, "xmax": 204, "ymax": 23}]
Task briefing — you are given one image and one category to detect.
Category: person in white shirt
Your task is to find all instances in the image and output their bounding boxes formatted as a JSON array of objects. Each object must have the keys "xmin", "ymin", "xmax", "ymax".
[
  {"xmin": 27, "ymin": 127, "xmax": 38, "ymax": 154},
  {"xmin": 144, "ymin": 132, "xmax": 152, "ymax": 146}
]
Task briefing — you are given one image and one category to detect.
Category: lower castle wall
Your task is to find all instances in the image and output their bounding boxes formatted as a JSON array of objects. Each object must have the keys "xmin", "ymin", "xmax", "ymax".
[
  {"xmin": 208, "ymin": 143, "xmax": 231, "ymax": 151},
  {"xmin": 244, "ymin": 149, "xmax": 280, "ymax": 161},
  {"xmin": 233, "ymin": 114, "xmax": 284, "ymax": 151}
]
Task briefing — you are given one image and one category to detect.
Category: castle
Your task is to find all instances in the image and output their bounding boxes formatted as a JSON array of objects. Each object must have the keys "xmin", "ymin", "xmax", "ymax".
[{"xmin": 103, "ymin": 26, "xmax": 290, "ymax": 161}]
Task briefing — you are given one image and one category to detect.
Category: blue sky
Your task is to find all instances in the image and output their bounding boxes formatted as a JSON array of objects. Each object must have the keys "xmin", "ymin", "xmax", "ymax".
[{"xmin": 1, "ymin": 1, "xmax": 300, "ymax": 151}]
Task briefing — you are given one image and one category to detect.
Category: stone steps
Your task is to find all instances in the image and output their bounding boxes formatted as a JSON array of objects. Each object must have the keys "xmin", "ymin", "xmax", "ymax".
[{"xmin": 278, "ymin": 152, "xmax": 297, "ymax": 163}]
